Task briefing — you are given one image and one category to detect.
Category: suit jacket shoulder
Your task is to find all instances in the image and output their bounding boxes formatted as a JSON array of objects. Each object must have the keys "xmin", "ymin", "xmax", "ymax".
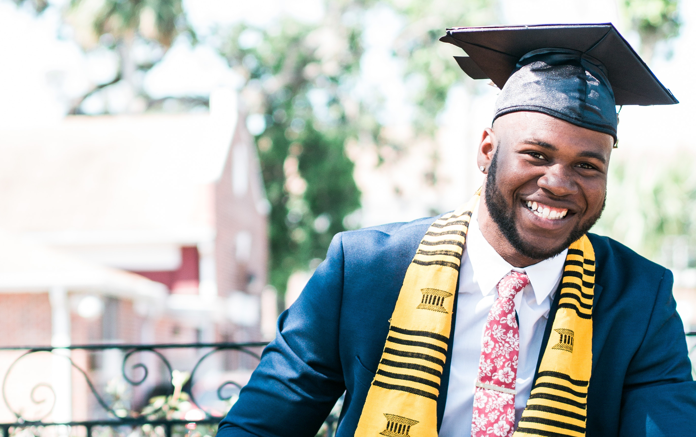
[
  {"xmin": 340, "ymin": 216, "xmax": 437, "ymax": 262},
  {"xmin": 589, "ymin": 232, "xmax": 665, "ymax": 288},
  {"xmin": 218, "ymin": 215, "xmax": 438, "ymax": 437},
  {"xmin": 584, "ymin": 233, "xmax": 696, "ymax": 436}
]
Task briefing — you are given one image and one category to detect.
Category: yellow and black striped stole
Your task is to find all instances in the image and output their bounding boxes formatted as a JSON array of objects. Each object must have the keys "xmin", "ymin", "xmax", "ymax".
[
  {"xmin": 354, "ymin": 195, "xmax": 478, "ymax": 437},
  {"xmin": 514, "ymin": 235, "xmax": 595, "ymax": 437},
  {"xmin": 355, "ymin": 192, "xmax": 596, "ymax": 437}
]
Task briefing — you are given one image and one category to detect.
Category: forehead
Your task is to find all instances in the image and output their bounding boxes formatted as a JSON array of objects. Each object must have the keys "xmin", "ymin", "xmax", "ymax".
[{"xmin": 494, "ymin": 111, "xmax": 614, "ymax": 155}]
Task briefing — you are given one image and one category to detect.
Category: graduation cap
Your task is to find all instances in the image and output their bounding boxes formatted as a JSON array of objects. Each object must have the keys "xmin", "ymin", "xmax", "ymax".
[{"xmin": 439, "ymin": 23, "xmax": 678, "ymax": 141}]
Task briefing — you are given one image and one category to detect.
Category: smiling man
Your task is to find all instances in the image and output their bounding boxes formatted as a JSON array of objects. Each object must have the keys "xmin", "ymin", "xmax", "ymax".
[
  {"xmin": 218, "ymin": 24, "xmax": 696, "ymax": 437},
  {"xmin": 480, "ymin": 112, "xmax": 611, "ymax": 267}
]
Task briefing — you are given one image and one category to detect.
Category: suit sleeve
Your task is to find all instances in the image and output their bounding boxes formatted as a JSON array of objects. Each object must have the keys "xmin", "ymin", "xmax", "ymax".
[
  {"xmin": 217, "ymin": 233, "xmax": 347, "ymax": 437},
  {"xmin": 619, "ymin": 269, "xmax": 696, "ymax": 437}
]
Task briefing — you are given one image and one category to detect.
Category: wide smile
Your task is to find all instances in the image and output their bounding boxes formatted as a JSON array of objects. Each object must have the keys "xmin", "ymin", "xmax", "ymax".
[
  {"xmin": 519, "ymin": 199, "xmax": 577, "ymax": 231},
  {"xmin": 524, "ymin": 200, "xmax": 568, "ymax": 220}
]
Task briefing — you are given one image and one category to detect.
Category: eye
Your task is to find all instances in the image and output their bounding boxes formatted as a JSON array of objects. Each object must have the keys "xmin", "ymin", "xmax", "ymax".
[
  {"xmin": 576, "ymin": 162, "xmax": 597, "ymax": 170},
  {"xmin": 526, "ymin": 151, "xmax": 546, "ymax": 160}
]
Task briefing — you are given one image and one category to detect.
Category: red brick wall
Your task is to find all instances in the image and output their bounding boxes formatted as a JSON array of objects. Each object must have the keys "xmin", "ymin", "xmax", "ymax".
[
  {"xmin": 0, "ymin": 292, "xmax": 162, "ymax": 349},
  {"xmin": 215, "ymin": 112, "xmax": 268, "ymax": 340},
  {"xmin": 71, "ymin": 311, "xmax": 101, "ymax": 344},
  {"xmin": 0, "ymin": 293, "xmax": 52, "ymax": 346},
  {"xmin": 117, "ymin": 299, "xmax": 143, "ymax": 342}
]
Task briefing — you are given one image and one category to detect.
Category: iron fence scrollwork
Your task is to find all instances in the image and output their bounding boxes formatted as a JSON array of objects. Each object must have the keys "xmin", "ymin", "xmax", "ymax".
[{"xmin": 0, "ymin": 342, "xmax": 272, "ymax": 437}]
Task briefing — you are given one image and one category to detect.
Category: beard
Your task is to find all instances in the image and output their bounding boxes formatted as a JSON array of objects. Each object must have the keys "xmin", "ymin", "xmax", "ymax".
[{"xmin": 484, "ymin": 149, "xmax": 605, "ymax": 261}]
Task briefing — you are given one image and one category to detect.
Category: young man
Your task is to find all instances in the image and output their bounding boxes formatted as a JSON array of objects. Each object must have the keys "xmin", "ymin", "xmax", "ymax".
[{"xmin": 218, "ymin": 24, "xmax": 696, "ymax": 437}]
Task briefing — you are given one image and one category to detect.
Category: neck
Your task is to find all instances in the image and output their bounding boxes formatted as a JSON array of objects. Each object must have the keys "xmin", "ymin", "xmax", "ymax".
[{"xmin": 477, "ymin": 196, "xmax": 544, "ymax": 268}]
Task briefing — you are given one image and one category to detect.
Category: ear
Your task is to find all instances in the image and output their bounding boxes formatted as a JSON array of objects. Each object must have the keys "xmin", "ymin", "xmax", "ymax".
[{"xmin": 477, "ymin": 128, "xmax": 497, "ymax": 174}]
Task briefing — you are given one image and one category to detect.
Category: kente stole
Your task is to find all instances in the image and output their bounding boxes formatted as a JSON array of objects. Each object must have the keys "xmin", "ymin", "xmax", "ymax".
[{"xmin": 355, "ymin": 194, "xmax": 595, "ymax": 437}]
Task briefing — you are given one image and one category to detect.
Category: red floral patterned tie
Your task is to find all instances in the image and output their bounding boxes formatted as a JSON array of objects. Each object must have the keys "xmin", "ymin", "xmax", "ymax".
[{"xmin": 471, "ymin": 271, "xmax": 530, "ymax": 437}]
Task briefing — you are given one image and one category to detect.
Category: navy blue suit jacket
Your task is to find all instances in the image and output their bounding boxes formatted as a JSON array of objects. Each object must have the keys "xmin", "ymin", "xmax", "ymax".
[{"xmin": 218, "ymin": 217, "xmax": 696, "ymax": 436}]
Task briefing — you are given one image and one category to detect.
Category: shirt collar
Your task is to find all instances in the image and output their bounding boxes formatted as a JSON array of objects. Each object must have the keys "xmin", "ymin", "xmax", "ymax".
[{"xmin": 465, "ymin": 202, "xmax": 567, "ymax": 306}]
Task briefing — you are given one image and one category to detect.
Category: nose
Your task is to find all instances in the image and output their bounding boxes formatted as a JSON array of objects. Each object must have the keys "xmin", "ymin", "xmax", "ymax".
[{"xmin": 537, "ymin": 164, "xmax": 578, "ymax": 197}]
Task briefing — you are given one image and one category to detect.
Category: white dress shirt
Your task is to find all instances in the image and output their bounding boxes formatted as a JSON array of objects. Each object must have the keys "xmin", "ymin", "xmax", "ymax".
[{"xmin": 438, "ymin": 205, "xmax": 567, "ymax": 437}]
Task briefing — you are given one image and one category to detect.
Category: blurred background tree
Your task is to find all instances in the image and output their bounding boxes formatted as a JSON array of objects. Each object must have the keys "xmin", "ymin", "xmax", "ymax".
[
  {"xmin": 211, "ymin": 3, "xmax": 375, "ymax": 297},
  {"xmin": 622, "ymin": 0, "xmax": 681, "ymax": 60},
  {"xmin": 595, "ymin": 150, "xmax": 696, "ymax": 267},
  {"xmin": 9, "ymin": 0, "xmax": 689, "ymax": 299},
  {"xmin": 63, "ymin": 0, "xmax": 196, "ymax": 113},
  {"xmin": 11, "ymin": 0, "xmax": 47, "ymax": 12},
  {"xmin": 14, "ymin": 0, "xmax": 197, "ymax": 113},
  {"xmin": 387, "ymin": 0, "xmax": 499, "ymax": 134}
]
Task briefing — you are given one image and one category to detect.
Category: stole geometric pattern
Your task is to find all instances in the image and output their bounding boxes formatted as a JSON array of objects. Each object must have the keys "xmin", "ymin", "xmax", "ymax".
[
  {"xmin": 552, "ymin": 328, "xmax": 575, "ymax": 353},
  {"xmin": 471, "ymin": 271, "xmax": 530, "ymax": 437},
  {"xmin": 417, "ymin": 288, "xmax": 454, "ymax": 313},
  {"xmin": 380, "ymin": 414, "xmax": 419, "ymax": 437}
]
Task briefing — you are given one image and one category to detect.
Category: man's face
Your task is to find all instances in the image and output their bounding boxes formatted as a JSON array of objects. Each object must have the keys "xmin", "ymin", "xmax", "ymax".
[{"xmin": 477, "ymin": 111, "xmax": 614, "ymax": 266}]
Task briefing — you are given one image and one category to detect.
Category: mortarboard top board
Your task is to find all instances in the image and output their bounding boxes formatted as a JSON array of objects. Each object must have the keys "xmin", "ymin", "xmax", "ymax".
[{"xmin": 439, "ymin": 23, "xmax": 678, "ymax": 106}]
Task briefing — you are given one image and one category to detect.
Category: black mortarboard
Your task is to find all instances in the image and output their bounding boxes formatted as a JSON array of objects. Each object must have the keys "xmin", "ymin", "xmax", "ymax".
[{"xmin": 439, "ymin": 23, "xmax": 678, "ymax": 140}]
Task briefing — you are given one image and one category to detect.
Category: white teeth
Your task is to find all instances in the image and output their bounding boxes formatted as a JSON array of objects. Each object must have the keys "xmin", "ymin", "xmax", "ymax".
[{"xmin": 525, "ymin": 201, "xmax": 568, "ymax": 220}]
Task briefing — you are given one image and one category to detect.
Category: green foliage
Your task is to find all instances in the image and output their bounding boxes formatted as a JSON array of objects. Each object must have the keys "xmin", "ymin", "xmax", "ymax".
[
  {"xmin": 60, "ymin": 0, "xmax": 197, "ymax": 113},
  {"xmin": 623, "ymin": 0, "xmax": 680, "ymax": 37},
  {"xmin": 387, "ymin": 0, "xmax": 499, "ymax": 135},
  {"xmin": 623, "ymin": 0, "xmax": 681, "ymax": 59},
  {"xmin": 11, "ymin": 0, "xmax": 48, "ymax": 12},
  {"xmin": 210, "ymin": 0, "xmax": 495, "ymax": 297},
  {"xmin": 214, "ymin": 9, "xmax": 372, "ymax": 295},
  {"xmin": 69, "ymin": 0, "xmax": 193, "ymax": 48}
]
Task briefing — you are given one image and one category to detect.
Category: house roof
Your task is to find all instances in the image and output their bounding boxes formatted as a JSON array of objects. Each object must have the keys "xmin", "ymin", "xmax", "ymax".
[
  {"xmin": 0, "ymin": 113, "xmax": 237, "ymax": 236},
  {"xmin": 0, "ymin": 231, "xmax": 167, "ymax": 300}
]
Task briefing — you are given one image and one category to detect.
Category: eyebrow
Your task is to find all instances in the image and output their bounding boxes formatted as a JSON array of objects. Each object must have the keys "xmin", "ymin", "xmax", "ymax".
[
  {"xmin": 577, "ymin": 150, "xmax": 607, "ymax": 164},
  {"xmin": 521, "ymin": 139, "xmax": 607, "ymax": 164},
  {"xmin": 522, "ymin": 139, "xmax": 557, "ymax": 150}
]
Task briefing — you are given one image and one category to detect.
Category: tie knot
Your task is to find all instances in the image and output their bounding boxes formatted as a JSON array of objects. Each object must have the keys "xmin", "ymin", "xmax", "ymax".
[{"xmin": 497, "ymin": 271, "xmax": 530, "ymax": 299}]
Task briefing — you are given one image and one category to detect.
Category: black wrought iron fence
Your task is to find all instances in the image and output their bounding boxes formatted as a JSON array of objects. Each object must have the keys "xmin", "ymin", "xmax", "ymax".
[
  {"xmin": 0, "ymin": 341, "xmax": 343, "ymax": 437},
  {"xmin": 0, "ymin": 334, "xmax": 693, "ymax": 437}
]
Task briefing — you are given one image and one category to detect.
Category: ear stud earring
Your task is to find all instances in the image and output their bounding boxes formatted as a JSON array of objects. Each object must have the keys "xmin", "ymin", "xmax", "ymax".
[{"xmin": 479, "ymin": 166, "xmax": 486, "ymax": 172}]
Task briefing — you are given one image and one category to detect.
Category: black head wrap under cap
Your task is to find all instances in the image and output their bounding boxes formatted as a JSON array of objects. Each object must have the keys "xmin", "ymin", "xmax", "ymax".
[
  {"xmin": 439, "ymin": 23, "xmax": 679, "ymax": 144},
  {"xmin": 493, "ymin": 48, "xmax": 618, "ymax": 139}
]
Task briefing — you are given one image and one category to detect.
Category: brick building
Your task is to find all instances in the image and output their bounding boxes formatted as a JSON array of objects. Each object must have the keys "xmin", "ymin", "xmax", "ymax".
[{"xmin": 0, "ymin": 98, "xmax": 270, "ymax": 419}]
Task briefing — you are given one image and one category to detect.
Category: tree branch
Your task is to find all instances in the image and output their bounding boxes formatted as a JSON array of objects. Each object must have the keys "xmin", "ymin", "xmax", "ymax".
[
  {"xmin": 68, "ymin": 73, "xmax": 122, "ymax": 115},
  {"xmin": 145, "ymin": 96, "xmax": 210, "ymax": 110}
]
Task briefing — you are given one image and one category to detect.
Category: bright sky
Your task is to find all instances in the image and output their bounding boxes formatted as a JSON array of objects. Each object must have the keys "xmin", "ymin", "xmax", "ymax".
[{"xmin": 0, "ymin": 2, "xmax": 78, "ymax": 127}]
